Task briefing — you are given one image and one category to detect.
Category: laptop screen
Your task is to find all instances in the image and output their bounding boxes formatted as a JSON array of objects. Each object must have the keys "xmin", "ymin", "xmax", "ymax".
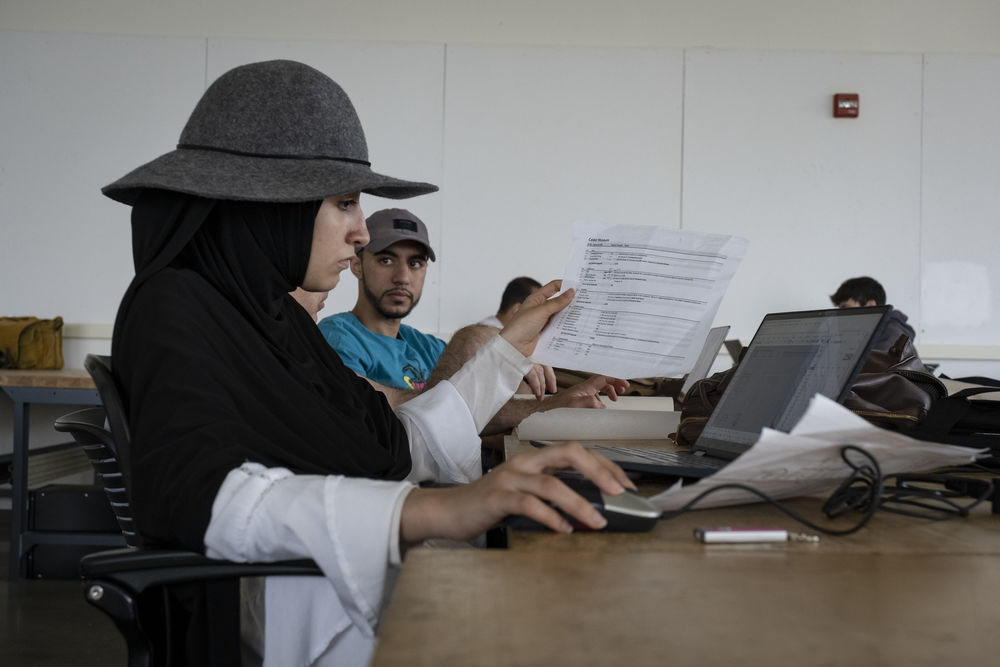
[
  {"xmin": 694, "ymin": 306, "xmax": 890, "ymax": 460},
  {"xmin": 678, "ymin": 325, "xmax": 730, "ymax": 401},
  {"xmin": 724, "ymin": 339, "xmax": 744, "ymax": 363}
]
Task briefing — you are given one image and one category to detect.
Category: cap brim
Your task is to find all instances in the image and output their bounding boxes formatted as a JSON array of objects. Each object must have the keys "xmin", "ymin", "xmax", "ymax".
[
  {"xmin": 364, "ymin": 238, "xmax": 436, "ymax": 261},
  {"xmin": 102, "ymin": 148, "xmax": 438, "ymax": 205}
]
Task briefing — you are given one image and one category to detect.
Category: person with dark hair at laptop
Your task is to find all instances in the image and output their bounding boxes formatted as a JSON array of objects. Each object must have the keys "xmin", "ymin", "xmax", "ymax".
[
  {"xmin": 830, "ymin": 276, "xmax": 916, "ymax": 351},
  {"xmin": 478, "ymin": 276, "xmax": 543, "ymax": 328}
]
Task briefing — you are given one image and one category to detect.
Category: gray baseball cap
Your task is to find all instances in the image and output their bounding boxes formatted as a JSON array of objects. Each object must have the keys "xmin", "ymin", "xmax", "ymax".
[{"xmin": 362, "ymin": 208, "xmax": 436, "ymax": 261}]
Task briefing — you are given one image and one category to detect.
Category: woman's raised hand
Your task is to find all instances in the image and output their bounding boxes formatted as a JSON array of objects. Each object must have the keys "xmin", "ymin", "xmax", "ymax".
[{"xmin": 498, "ymin": 280, "xmax": 574, "ymax": 358}]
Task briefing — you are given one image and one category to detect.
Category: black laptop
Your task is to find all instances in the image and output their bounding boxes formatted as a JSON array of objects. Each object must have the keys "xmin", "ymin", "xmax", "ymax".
[{"xmin": 589, "ymin": 306, "xmax": 891, "ymax": 478}]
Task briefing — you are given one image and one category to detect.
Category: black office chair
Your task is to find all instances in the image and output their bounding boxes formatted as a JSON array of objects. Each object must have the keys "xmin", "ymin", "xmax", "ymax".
[{"xmin": 54, "ymin": 354, "xmax": 321, "ymax": 667}]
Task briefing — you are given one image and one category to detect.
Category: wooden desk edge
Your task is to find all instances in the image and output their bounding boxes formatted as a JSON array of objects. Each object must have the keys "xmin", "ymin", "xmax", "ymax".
[{"xmin": 0, "ymin": 368, "xmax": 96, "ymax": 390}]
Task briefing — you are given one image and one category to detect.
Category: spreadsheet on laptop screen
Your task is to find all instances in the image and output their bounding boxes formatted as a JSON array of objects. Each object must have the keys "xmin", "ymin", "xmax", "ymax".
[{"xmin": 695, "ymin": 307, "xmax": 888, "ymax": 459}]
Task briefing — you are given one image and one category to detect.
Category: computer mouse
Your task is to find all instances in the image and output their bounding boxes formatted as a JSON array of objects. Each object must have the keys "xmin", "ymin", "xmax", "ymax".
[{"xmin": 505, "ymin": 474, "xmax": 660, "ymax": 532}]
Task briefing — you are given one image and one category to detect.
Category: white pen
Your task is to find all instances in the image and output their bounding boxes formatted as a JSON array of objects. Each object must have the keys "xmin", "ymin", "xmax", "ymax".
[{"xmin": 694, "ymin": 525, "xmax": 820, "ymax": 543}]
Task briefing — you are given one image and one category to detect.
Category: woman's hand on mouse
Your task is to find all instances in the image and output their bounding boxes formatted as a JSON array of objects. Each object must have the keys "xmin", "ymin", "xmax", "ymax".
[{"xmin": 399, "ymin": 442, "xmax": 636, "ymax": 545}]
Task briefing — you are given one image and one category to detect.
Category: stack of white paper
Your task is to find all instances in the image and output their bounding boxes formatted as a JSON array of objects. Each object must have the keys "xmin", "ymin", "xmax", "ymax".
[{"xmin": 515, "ymin": 397, "xmax": 679, "ymax": 441}]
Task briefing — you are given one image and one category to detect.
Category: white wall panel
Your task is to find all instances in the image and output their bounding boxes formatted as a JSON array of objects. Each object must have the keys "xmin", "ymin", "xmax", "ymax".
[
  {"xmin": 440, "ymin": 45, "xmax": 683, "ymax": 331},
  {"xmin": 921, "ymin": 54, "xmax": 1000, "ymax": 347},
  {"xmin": 0, "ymin": 31, "xmax": 205, "ymax": 322},
  {"xmin": 682, "ymin": 49, "xmax": 924, "ymax": 342},
  {"xmin": 1, "ymin": 31, "xmax": 997, "ymax": 360}
]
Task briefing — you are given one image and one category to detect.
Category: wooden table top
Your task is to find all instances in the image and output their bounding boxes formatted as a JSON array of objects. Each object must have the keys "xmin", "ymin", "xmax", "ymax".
[
  {"xmin": 507, "ymin": 494, "xmax": 1000, "ymax": 556},
  {"xmin": 371, "ymin": 432, "xmax": 1000, "ymax": 666},
  {"xmin": 374, "ymin": 549, "xmax": 999, "ymax": 667},
  {"xmin": 503, "ymin": 435, "xmax": 1000, "ymax": 555},
  {"xmin": 0, "ymin": 368, "xmax": 95, "ymax": 390}
]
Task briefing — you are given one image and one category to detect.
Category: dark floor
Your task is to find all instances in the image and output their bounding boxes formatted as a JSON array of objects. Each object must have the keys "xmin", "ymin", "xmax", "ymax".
[{"xmin": 0, "ymin": 509, "xmax": 126, "ymax": 666}]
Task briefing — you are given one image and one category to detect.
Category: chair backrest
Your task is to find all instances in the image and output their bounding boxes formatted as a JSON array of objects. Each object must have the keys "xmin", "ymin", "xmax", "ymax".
[
  {"xmin": 62, "ymin": 358, "xmax": 322, "ymax": 666},
  {"xmin": 84, "ymin": 354, "xmax": 136, "ymax": 495},
  {"xmin": 53, "ymin": 407, "xmax": 142, "ymax": 547}
]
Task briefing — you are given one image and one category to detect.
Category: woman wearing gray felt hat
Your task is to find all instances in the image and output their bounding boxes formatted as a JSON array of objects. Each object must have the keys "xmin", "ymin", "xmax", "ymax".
[
  {"xmin": 106, "ymin": 59, "xmax": 630, "ymax": 666},
  {"xmin": 103, "ymin": 59, "xmax": 436, "ymax": 204}
]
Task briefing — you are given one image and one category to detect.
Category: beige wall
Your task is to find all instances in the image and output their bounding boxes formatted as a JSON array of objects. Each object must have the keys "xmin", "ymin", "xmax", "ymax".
[{"xmin": 3, "ymin": 0, "xmax": 999, "ymax": 54}]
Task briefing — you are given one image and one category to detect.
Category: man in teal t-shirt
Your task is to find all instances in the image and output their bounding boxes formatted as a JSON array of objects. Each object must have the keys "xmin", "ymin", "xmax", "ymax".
[
  {"xmin": 319, "ymin": 208, "xmax": 628, "ymax": 430},
  {"xmin": 319, "ymin": 312, "xmax": 444, "ymax": 391},
  {"xmin": 319, "ymin": 208, "xmax": 444, "ymax": 391}
]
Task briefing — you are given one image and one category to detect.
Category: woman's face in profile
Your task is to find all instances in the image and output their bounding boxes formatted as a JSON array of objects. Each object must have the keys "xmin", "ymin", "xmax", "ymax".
[{"xmin": 303, "ymin": 192, "xmax": 368, "ymax": 291}]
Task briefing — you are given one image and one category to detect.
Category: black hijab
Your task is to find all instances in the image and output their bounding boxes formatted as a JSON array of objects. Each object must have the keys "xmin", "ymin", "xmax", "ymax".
[{"xmin": 113, "ymin": 189, "xmax": 412, "ymax": 550}]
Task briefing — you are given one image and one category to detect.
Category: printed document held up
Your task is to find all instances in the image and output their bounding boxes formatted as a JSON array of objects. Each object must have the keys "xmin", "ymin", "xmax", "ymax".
[{"xmin": 531, "ymin": 222, "xmax": 748, "ymax": 379}]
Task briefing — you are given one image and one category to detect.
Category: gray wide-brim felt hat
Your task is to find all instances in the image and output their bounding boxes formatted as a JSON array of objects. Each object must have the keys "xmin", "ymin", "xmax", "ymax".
[{"xmin": 103, "ymin": 59, "xmax": 438, "ymax": 205}]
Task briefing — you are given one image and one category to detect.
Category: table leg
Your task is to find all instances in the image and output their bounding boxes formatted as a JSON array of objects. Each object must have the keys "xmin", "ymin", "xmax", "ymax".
[{"xmin": 9, "ymin": 399, "xmax": 29, "ymax": 579}]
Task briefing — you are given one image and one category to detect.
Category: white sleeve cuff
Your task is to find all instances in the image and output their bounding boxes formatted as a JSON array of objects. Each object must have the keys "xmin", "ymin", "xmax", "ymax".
[
  {"xmin": 396, "ymin": 380, "xmax": 482, "ymax": 483},
  {"xmin": 204, "ymin": 462, "xmax": 415, "ymax": 633},
  {"xmin": 447, "ymin": 334, "xmax": 532, "ymax": 431},
  {"xmin": 394, "ymin": 335, "xmax": 530, "ymax": 483}
]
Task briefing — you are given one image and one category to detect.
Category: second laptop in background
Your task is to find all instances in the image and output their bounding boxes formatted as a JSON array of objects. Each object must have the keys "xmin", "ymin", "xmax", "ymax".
[
  {"xmin": 590, "ymin": 306, "xmax": 891, "ymax": 478},
  {"xmin": 677, "ymin": 325, "xmax": 730, "ymax": 403}
]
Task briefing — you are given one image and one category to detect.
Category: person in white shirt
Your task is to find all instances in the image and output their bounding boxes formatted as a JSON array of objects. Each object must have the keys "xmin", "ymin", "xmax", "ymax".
[{"xmin": 102, "ymin": 59, "xmax": 631, "ymax": 666}]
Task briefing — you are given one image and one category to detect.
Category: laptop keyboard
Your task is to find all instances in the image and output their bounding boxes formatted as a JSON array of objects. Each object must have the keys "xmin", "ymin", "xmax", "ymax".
[{"xmin": 589, "ymin": 444, "xmax": 727, "ymax": 471}]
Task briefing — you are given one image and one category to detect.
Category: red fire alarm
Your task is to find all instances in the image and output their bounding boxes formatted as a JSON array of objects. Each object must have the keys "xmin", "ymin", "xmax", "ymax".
[{"xmin": 833, "ymin": 93, "xmax": 859, "ymax": 118}]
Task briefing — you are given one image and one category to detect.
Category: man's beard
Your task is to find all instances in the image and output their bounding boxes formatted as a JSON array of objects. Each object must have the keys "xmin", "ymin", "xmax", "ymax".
[{"xmin": 363, "ymin": 282, "xmax": 420, "ymax": 320}]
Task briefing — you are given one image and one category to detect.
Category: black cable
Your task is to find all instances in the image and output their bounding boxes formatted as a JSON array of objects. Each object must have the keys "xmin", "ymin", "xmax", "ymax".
[
  {"xmin": 919, "ymin": 462, "xmax": 998, "ymax": 475},
  {"xmin": 659, "ymin": 445, "xmax": 884, "ymax": 536},
  {"xmin": 657, "ymin": 445, "xmax": 996, "ymax": 536},
  {"xmin": 876, "ymin": 472, "xmax": 993, "ymax": 520}
]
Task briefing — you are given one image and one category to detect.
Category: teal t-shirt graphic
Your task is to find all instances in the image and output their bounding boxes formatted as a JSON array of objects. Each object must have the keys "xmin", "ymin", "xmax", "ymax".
[{"xmin": 318, "ymin": 312, "xmax": 446, "ymax": 390}]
